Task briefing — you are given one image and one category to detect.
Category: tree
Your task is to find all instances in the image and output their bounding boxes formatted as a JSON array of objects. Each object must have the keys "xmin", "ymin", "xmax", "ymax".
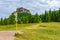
[
  {"xmin": 3, "ymin": 18, "xmax": 9, "ymax": 25},
  {"xmin": 9, "ymin": 13, "xmax": 15, "ymax": 24},
  {"xmin": 3, "ymin": 18, "xmax": 7, "ymax": 25},
  {"xmin": 56, "ymin": 8, "xmax": 60, "ymax": 22},
  {"xmin": 0, "ymin": 19, "xmax": 1, "ymax": 25},
  {"xmin": 33, "ymin": 13, "xmax": 41, "ymax": 23},
  {"xmin": 0, "ymin": 18, "xmax": 3, "ymax": 25}
]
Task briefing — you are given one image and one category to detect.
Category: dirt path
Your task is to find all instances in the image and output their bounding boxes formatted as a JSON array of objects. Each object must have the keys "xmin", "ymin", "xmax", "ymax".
[
  {"xmin": 0, "ymin": 31, "xmax": 15, "ymax": 40},
  {"xmin": 0, "ymin": 30, "xmax": 24, "ymax": 40}
]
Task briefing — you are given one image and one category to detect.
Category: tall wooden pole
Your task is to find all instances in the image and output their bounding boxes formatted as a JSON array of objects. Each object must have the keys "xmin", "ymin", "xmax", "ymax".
[{"xmin": 15, "ymin": 11, "xmax": 18, "ymax": 33}]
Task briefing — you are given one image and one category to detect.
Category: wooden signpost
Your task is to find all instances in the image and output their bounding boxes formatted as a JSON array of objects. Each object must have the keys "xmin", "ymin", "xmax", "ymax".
[{"xmin": 14, "ymin": 11, "xmax": 18, "ymax": 33}]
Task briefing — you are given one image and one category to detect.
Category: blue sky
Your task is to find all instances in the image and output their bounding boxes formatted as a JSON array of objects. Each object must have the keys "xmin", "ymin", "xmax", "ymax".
[{"xmin": 0, "ymin": 0, "xmax": 60, "ymax": 18}]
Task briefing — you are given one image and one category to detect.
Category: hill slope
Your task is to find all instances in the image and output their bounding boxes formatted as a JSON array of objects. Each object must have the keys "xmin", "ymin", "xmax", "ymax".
[{"xmin": 0, "ymin": 22, "xmax": 60, "ymax": 40}]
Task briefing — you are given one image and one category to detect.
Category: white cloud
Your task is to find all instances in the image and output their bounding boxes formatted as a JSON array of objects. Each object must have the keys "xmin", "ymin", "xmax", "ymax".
[
  {"xmin": 8, "ymin": 0, "xmax": 20, "ymax": 1},
  {"xmin": 23, "ymin": 0, "xmax": 60, "ymax": 14},
  {"xmin": 0, "ymin": 0, "xmax": 20, "ymax": 18},
  {"xmin": 0, "ymin": 0, "xmax": 60, "ymax": 18},
  {"xmin": 29, "ymin": 0, "xmax": 60, "ymax": 9}
]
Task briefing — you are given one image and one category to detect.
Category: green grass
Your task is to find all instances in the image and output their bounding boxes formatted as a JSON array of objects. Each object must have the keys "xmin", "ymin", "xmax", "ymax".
[
  {"xmin": 0, "ymin": 23, "xmax": 37, "ymax": 31},
  {"xmin": 15, "ymin": 29, "xmax": 60, "ymax": 40},
  {"xmin": 0, "ymin": 22, "xmax": 60, "ymax": 40}
]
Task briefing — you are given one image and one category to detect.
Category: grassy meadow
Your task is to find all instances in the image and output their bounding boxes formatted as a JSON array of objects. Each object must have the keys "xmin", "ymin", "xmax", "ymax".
[{"xmin": 0, "ymin": 22, "xmax": 60, "ymax": 40}]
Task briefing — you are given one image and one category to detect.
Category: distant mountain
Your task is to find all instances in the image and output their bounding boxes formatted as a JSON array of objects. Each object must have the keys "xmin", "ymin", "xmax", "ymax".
[
  {"xmin": 16, "ymin": 7, "xmax": 31, "ymax": 17},
  {"xmin": 12, "ymin": 7, "xmax": 31, "ymax": 16},
  {"xmin": 17, "ymin": 7, "xmax": 31, "ymax": 13},
  {"xmin": 9, "ymin": 7, "xmax": 31, "ymax": 18}
]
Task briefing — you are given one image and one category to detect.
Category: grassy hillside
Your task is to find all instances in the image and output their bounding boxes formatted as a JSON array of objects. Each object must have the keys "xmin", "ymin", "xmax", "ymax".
[
  {"xmin": 0, "ymin": 22, "xmax": 60, "ymax": 40},
  {"xmin": 0, "ymin": 23, "xmax": 37, "ymax": 31}
]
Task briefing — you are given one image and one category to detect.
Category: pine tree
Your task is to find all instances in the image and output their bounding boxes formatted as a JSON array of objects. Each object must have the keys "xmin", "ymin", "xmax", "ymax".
[
  {"xmin": 0, "ymin": 18, "xmax": 3, "ymax": 25},
  {"xmin": 0, "ymin": 19, "xmax": 1, "ymax": 25},
  {"xmin": 3, "ymin": 18, "xmax": 9, "ymax": 25},
  {"xmin": 33, "ymin": 13, "xmax": 41, "ymax": 23},
  {"xmin": 9, "ymin": 13, "xmax": 15, "ymax": 24},
  {"xmin": 48, "ymin": 9, "xmax": 51, "ymax": 22}
]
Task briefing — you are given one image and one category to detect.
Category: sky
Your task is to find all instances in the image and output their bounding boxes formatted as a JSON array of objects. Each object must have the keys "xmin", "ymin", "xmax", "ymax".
[{"xmin": 0, "ymin": 0, "xmax": 60, "ymax": 18}]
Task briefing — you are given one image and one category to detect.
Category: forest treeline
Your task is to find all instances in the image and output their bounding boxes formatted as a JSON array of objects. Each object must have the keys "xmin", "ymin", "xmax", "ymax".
[{"xmin": 0, "ymin": 8, "xmax": 60, "ymax": 25}]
